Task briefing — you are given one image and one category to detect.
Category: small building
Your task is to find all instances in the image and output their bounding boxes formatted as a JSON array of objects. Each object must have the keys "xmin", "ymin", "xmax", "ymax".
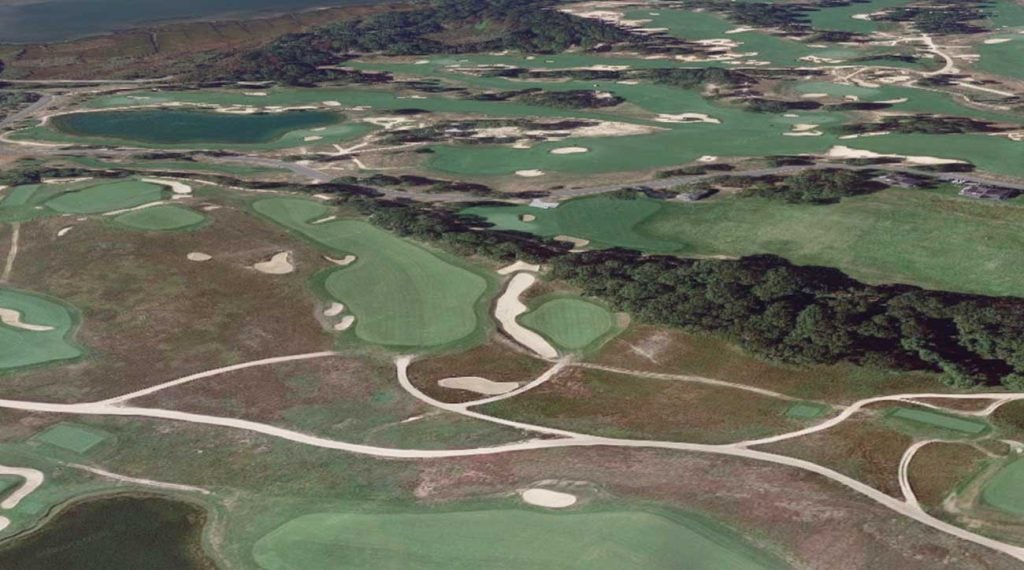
[
  {"xmin": 959, "ymin": 184, "xmax": 1020, "ymax": 201},
  {"xmin": 875, "ymin": 173, "xmax": 927, "ymax": 188}
]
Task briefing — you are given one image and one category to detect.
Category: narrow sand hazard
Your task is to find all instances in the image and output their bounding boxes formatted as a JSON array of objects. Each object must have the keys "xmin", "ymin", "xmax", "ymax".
[
  {"xmin": 324, "ymin": 302, "xmax": 345, "ymax": 317},
  {"xmin": 521, "ymin": 488, "xmax": 577, "ymax": 508},
  {"xmin": 334, "ymin": 315, "xmax": 355, "ymax": 331},
  {"xmin": 324, "ymin": 254, "xmax": 356, "ymax": 266},
  {"xmin": 187, "ymin": 252, "xmax": 212, "ymax": 262},
  {"xmin": 520, "ymin": 214, "xmax": 537, "ymax": 222},
  {"xmin": 550, "ymin": 146, "xmax": 589, "ymax": 155},
  {"xmin": 654, "ymin": 113, "xmax": 720, "ymax": 124},
  {"xmin": 57, "ymin": 226, "xmax": 73, "ymax": 237},
  {"xmin": 311, "ymin": 215, "xmax": 337, "ymax": 225},
  {"xmin": 0, "ymin": 465, "xmax": 44, "ymax": 510},
  {"xmin": 984, "ymin": 38, "xmax": 1012, "ymax": 44},
  {"xmin": 0, "ymin": 307, "xmax": 54, "ymax": 332},
  {"xmin": 516, "ymin": 169, "xmax": 545, "ymax": 177},
  {"xmin": 825, "ymin": 145, "xmax": 964, "ymax": 165},
  {"xmin": 253, "ymin": 251, "xmax": 295, "ymax": 274},
  {"xmin": 497, "ymin": 261, "xmax": 541, "ymax": 275},
  {"xmin": 494, "ymin": 273, "xmax": 558, "ymax": 359},
  {"xmin": 1, "ymin": 223, "xmax": 19, "ymax": 283},
  {"xmin": 439, "ymin": 376, "xmax": 521, "ymax": 395}
]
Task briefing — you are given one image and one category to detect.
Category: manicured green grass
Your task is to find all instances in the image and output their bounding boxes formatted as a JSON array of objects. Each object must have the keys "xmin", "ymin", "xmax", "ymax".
[
  {"xmin": 0, "ymin": 288, "xmax": 82, "ymax": 371},
  {"xmin": 113, "ymin": 205, "xmax": 206, "ymax": 231},
  {"xmin": 519, "ymin": 298, "xmax": 615, "ymax": 351},
  {"xmin": 253, "ymin": 509, "xmax": 785, "ymax": 570},
  {"xmin": 785, "ymin": 402, "xmax": 829, "ymax": 420},
  {"xmin": 31, "ymin": 423, "xmax": 110, "ymax": 454},
  {"xmin": 45, "ymin": 180, "xmax": 165, "ymax": 214},
  {"xmin": 982, "ymin": 458, "xmax": 1024, "ymax": 515},
  {"xmin": 889, "ymin": 407, "xmax": 988, "ymax": 435},
  {"xmin": 253, "ymin": 197, "xmax": 489, "ymax": 348}
]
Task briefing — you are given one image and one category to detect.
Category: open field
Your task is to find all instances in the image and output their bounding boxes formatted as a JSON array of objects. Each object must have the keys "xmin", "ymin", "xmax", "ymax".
[
  {"xmin": 113, "ymin": 205, "xmax": 206, "ymax": 231},
  {"xmin": 0, "ymin": 288, "xmax": 82, "ymax": 372},
  {"xmin": 253, "ymin": 197, "xmax": 492, "ymax": 349},
  {"xmin": 519, "ymin": 297, "xmax": 615, "ymax": 351},
  {"xmin": 253, "ymin": 509, "xmax": 787, "ymax": 570}
]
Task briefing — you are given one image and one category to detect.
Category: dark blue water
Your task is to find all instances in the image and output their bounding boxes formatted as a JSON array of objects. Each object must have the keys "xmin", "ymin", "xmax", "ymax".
[{"xmin": 0, "ymin": 0, "xmax": 390, "ymax": 44}]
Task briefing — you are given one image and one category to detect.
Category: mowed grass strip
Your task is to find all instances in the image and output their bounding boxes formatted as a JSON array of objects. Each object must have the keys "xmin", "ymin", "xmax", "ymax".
[
  {"xmin": 253, "ymin": 197, "xmax": 488, "ymax": 348},
  {"xmin": 44, "ymin": 179, "xmax": 166, "ymax": 214},
  {"xmin": 113, "ymin": 205, "xmax": 206, "ymax": 231},
  {"xmin": 889, "ymin": 407, "xmax": 988, "ymax": 434},
  {"xmin": 253, "ymin": 510, "xmax": 785, "ymax": 570},
  {"xmin": 519, "ymin": 298, "xmax": 614, "ymax": 351},
  {"xmin": 785, "ymin": 402, "xmax": 829, "ymax": 420},
  {"xmin": 982, "ymin": 458, "xmax": 1024, "ymax": 515},
  {"xmin": 31, "ymin": 423, "xmax": 110, "ymax": 454},
  {"xmin": 0, "ymin": 288, "xmax": 82, "ymax": 371}
]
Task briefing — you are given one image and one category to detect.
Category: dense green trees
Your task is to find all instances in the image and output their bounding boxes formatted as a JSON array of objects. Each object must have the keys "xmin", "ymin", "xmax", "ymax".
[{"xmin": 741, "ymin": 169, "xmax": 885, "ymax": 204}]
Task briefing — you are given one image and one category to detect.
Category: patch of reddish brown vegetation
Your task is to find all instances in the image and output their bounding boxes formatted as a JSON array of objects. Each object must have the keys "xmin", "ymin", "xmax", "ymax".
[
  {"xmin": 908, "ymin": 441, "xmax": 987, "ymax": 509},
  {"xmin": 407, "ymin": 338, "xmax": 548, "ymax": 404}
]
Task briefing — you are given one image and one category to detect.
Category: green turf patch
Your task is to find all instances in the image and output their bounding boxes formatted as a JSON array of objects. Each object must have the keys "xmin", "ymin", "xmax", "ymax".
[
  {"xmin": 253, "ymin": 509, "xmax": 785, "ymax": 570},
  {"xmin": 785, "ymin": 402, "xmax": 829, "ymax": 420},
  {"xmin": 519, "ymin": 297, "xmax": 615, "ymax": 351},
  {"xmin": 32, "ymin": 423, "xmax": 111, "ymax": 454},
  {"xmin": 889, "ymin": 407, "xmax": 988, "ymax": 435},
  {"xmin": 45, "ymin": 180, "xmax": 165, "ymax": 214},
  {"xmin": 0, "ymin": 288, "xmax": 82, "ymax": 371},
  {"xmin": 113, "ymin": 205, "xmax": 206, "ymax": 231},
  {"xmin": 253, "ymin": 197, "xmax": 489, "ymax": 348},
  {"xmin": 982, "ymin": 458, "xmax": 1024, "ymax": 516}
]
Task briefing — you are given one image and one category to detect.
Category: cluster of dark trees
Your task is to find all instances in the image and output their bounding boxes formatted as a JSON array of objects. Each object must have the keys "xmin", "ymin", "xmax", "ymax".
[
  {"xmin": 331, "ymin": 173, "xmax": 495, "ymax": 196},
  {"xmin": 740, "ymin": 169, "xmax": 885, "ymax": 204},
  {"xmin": 0, "ymin": 90, "xmax": 41, "ymax": 121},
  {"xmin": 835, "ymin": 114, "xmax": 1005, "ymax": 135},
  {"xmin": 876, "ymin": 2, "xmax": 992, "ymax": 34},
  {"xmin": 469, "ymin": 88, "xmax": 624, "ymax": 108},
  {"xmin": 744, "ymin": 98, "xmax": 823, "ymax": 113}
]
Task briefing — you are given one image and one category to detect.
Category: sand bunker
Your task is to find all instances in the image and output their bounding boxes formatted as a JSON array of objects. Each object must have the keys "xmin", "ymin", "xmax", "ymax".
[
  {"xmin": 495, "ymin": 273, "xmax": 558, "ymax": 359},
  {"xmin": 984, "ymin": 38, "xmax": 1012, "ymax": 44},
  {"xmin": 516, "ymin": 169, "xmax": 545, "ymax": 177},
  {"xmin": 0, "ymin": 307, "xmax": 54, "ymax": 332},
  {"xmin": 253, "ymin": 251, "xmax": 295, "ymax": 274},
  {"xmin": 550, "ymin": 147, "xmax": 589, "ymax": 155},
  {"xmin": 654, "ymin": 113, "xmax": 720, "ymax": 124},
  {"xmin": 187, "ymin": 252, "xmax": 212, "ymax": 262},
  {"xmin": 825, "ymin": 145, "xmax": 964, "ymax": 165},
  {"xmin": 520, "ymin": 214, "xmax": 537, "ymax": 222},
  {"xmin": 497, "ymin": 260, "xmax": 541, "ymax": 275},
  {"xmin": 311, "ymin": 215, "xmax": 337, "ymax": 225},
  {"xmin": 324, "ymin": 254, "xmax": 357, "ymax": 266},
  {"xmin": 56, "ymin": 226, "xmax": 73, "ymax": 237},
  {"xmin": 876, "ymin": 98, "xmax": 908, "ymax": 104},
  {"xmin": 333, "ymin": 315, "xmax": 355, "ymax": 331},
  {"xmin": 141, "ymin": 177, "xmax": 192, "ymax": 196},
  {"xmin": 529, "ymin": 199, "xmax": 559, "ymax": 209},
  {"xmin": 324, "ymin": 302, "xmax": 346, "ymax": 317},
  {"xmin": 555, "ymin": 235, "xmax": 590, "ymax": 251},
  {"xmin": 304, "ymin": 136, "xmax": 323, "ymax": 142},
  {"xmin": 698, "ymin": 155, "xmax": 718, "ymax": 163},
  {"xmin": 438, "ymin": 376, "xmax": 521, "ymax": 395},
  {"xmin": 801, "ymin": 93, "xmax": 828, "ymax": 98},
  {"xmin": 784, "ymin": 123, "xmax": 823, "ymax": 137},
  {"xmin": 521, "ymin": 488, "xmax": 577, "ymax": 508}
]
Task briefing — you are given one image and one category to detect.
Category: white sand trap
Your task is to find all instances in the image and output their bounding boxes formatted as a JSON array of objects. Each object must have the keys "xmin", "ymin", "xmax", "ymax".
[
  {"xmin": 529, "ymin": 198, "xmax": 559, "ymax": 209},
  {"xmin": 520, "ymin": 214, "xmax": 537, "ymax": 222},
  {"xmin": 0, "ymin": 465, "xmax": 44, "ymax": 509},
  {"xmin": 334, "ymin": 315, "xmax": 355, "ymax": 331},
  {"xmin": 876, "ymin": 98, "xmax": 908, "ymax": 104},
  {"xmin": 654, "ymin": 113, "xmax": 720, "ymax": 124},
  {"xmin": 698, "ymin": 155, "xmax": 718, "ymax": 162},
  {"xmin": 550, "ymin": 146, "xmax": 589, "ymax": 155},
  {"xmin": 497, "ymin": 260, "xmax": 541, "ymax": 275},
  {"xmin": 801, "ymin": 93, "xmax": 828, "ymax": 98},
  {"xmin": 495, "ymin": 273, "xmax": 558, "ymax": 359},
  {"xmin": 57, "ymin": 226, "xmax": 73, "ymax": 237},
  {"xmin": 201, "ymin": 205, "xmax": 222, "ymax": 212},
  {"xmin": 323, "ymin": 101, "xmax": 342, "ymax": 107},
  {"xmin": 244, "ymin": 91, "xmax": 268, "ymax": 96},
  {"xmin": 141, "ymin": 177, "xmax": 192, "ymax": 195},
  {"xmin": 0, "ymin": 308, "xmax": 54, "ymax": 332},
  {"xmin": 521, "ymin": 488, "xmax": 577, "ymax": 508},
  {"xmin": 617, "ymin": 80, "xmax": 640, "ymax": 85},
  {"xmin": 311, "ymin": 215, "xmax": 337, "ymax": 225},
  {"xmin": 0, "ymin": 516, "xmax": 8, "ymax": 531},
  {"xmin": 304, "ymin": 136, "xmax": 323, "ymax": 142},
  {"xmin": 984, "ymin": 38, "xmax": 1012, "ymax": 44},
  {"xmin": 783, "ymin": 113, "xmax": 799, "ymax": 118},
  {"xmin": 253, "ymin": 251, "xmax": 295, "ymax": 274},
  {"xmin": 516, "ymin": 169, "xmax": 545, "ymax": 177},
  {"xmin": 438, "ymin": 376, "xmax": 520, "ymax": 395},
  {"xmin": 187, "ymin": 252, "xmax": 212, "ymax": 262},
  {"xmin": 324, "ymin": 254, "xmax": 357, "ymax": 266},
  {"xmin": 784, "ymin": 124, "xmax": 822, "ymax": 137},
  {"xmin": 555, "ymin": 235, "xmax": 590, "ymax": 251},
  {"xmin": 324, "ymin": 302, "xmax": 346, "ymax": 317},
  {"xmin": 825, "ymin": 145, "xmax": 963, "ymax": 165},
  {"xmin": 42, "ymin": 177, "xmax": 93, "ymax": 184}
]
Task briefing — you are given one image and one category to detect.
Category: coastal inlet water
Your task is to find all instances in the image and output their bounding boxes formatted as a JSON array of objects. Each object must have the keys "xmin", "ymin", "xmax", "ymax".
[
  {"xmin": 0, "ymin": 0, "xmax": 393, "ymax": 44},
  {"xmin": 0, "ymin": 494, "xmax": 217, "ymax": 569}
]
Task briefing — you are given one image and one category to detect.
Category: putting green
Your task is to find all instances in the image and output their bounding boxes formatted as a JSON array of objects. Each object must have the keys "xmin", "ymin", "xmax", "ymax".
[
  {"xmin": 32, "ymin": 423, "xmax": 110, "ymax": 454},
  {"xmin": 889, "ymin": 407, "xmax": 988, "ymax": 435},
  {"xmin": 520, "ymin": 298, "xmax": 615, "ymax": 351},
  {"xmin": 253, "ymin": 197, "xmax": 489, "ymax": 348},
  {"xmin": 0, "ymin": 288, "xmax": 82, "ymax": 371},
  {"xmin": 113, "ymin": 205, "xmax": 206, "ymax": 231},
  {"xmin": 982, "ymin": 458, "xmax": 1024, "ymax": 516},
  {"xmin": 253, "ymin": 509, "xmax": 785, "ymax": 570},
  {"xmin": 44, "ymin": 180, "xmax": 165, "ymax": 214}
]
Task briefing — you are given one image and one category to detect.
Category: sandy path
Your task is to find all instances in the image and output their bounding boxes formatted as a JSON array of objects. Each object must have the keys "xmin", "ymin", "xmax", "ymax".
[
  {"xmin": 1, "ymin": 223, "xmax": 19, "ymax": 283},
  {"xmin": 494, "ymin": 273, "xmax": 558, "ymax": 359},
  {"xmin": 898, "ymin": 440, "xmax": 938, "ymax": 507},
  {"xmin": 253, "ymin": 251, "xmax": 295, "ymax": 274},
  {"xmin": 0, "ymin": 465, "xmax": 44, "ymax": 509},
  {"xmin": 438, "ymin": 376, "xmax": 520, "ymax": 395},
  {"xmin": 70, "ymin": 464, "xmax": 210, "ymax": 495},
  {"xmin": 97, "ymin": 351, "xmax": 338, "ymax": 405},
  {"xmin": 521, "ymin": 488, "xmax": 577, "ymax": 508},
  {"xmin": 0, "ymin": 307, "xmax": 55, "ymax": 332}
]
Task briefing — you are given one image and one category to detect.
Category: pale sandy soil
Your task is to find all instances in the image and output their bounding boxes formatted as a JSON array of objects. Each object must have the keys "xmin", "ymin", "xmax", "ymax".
[
  {"xmin": 698, "ymin": 155, "xmax": 718, "ymax": 162},
  {"xmin": 333, "ymin": 315, "xmax": 355, "ymax": 331},
  {"xmin": 550, "ymin": 146, "xmax": 589, "ymax": 154},
  {"xmin": 56, "ymin": 226, "xmax": 73, "ymax": 237},
  {"xmin": 497, "ymin": 261, "xmax": 541, "ymax": 275},
  {"xmin": 324, "ymin": 302, "xmax": 346, "ymax": 317},
  {"xmin": 253, "ymin": 251, "xmax": 295, "ymax": 274},
  {"xmin": 529, "ymin": 198, "xmax": 559, "ymax": 209},
  {"xmin": 520, "ymin": 214, "xmax": 537, "ymax": 222},
  {"xmin": 494, "ymin": 273, "xmax": 558, "ymax": 359},
  {"xmin": 438, "ymin": 376, "xmax": 521, "ymax": 395},
  {"xmin": 304, "ymin": 136, "xmax": 323, "ymax": 142},
  {"xmin": 41, "ymin": 177, "xmax": 92, "ymax": 184},
  {"xmin": 516, "ymin": 169, "xmax": 545, "ymax": 177},
  {"xmin": 800, "ymin": 93, "xmax": 828, "ymax": 98},
  {"xmin": 310, "ymin": 215, "xmax": 337, "ymax": 225},
  {"xmin": 825, "ymin": 145, "xmax": 963, "ymax": 165},
  {"xmin": 520, "ymin": 488, "xmax": 577, "ymax": 508},
  {"xmin": 323, "ymin": 101, "xmax": 342, "ymax": 107},
  {"xmin": 876, "ymin": 98, "xmax": 908, "ymax": 104},
  {"xmin": 324, "ymin": 254, "xmax": 357, "ymax": 266},
  {"xmin": 140, "ymin": 177, "xmax": 192, "ymax": 196},
  {"xmin": 202, "ymin": 205, "xmax": 222, "ymax": 212},
  {"xmin": 654, "ymin": 113, "xmax": 720, "ymax": 124},
  {"xmin": 839, "ymin": 131, "xmax": 890, "ymax": 140},
  {"xmin": 784, "ymin": 123, "xmax": 823, "ymax": 137},
  {"xmin": 0, "ymin": 307, "xmax": 54, "ymax": 331},
  {"xmin": 984, "ymin": 38, "xmax": 1012, "ymax": 44},
  {"xmin": 187, "ymin": 252, "xmax": 212, "ymax": 262}
]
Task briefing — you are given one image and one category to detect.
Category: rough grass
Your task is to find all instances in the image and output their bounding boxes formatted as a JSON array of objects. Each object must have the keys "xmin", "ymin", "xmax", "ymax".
[
  {"xmin": 908, "ymin": 442, "xmax": 987, "ymax": 509},
  {"xmin": 253, "ymin": 197, "xmax": 490, "ymax": 349},
  {"xmin": 519, "ymin": 297, "xmax": 614, "ymax": 351},
  {"xmin": 113, "ymin": 205, "xmax": 206, "ymax": 231}
]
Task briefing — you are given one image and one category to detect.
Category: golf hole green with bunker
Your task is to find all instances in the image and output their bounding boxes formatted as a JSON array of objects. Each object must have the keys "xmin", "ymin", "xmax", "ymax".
[
  {"xmin": 0, "ymin": 288, "xmax": 83, "ymax": 371},
  {"xmin": 252, "ymin": 508, "xmax": 788, "ymax": 570},
  {"xmin": 252, "ymin": 197, "xmax": 491, "ymax": 349},
  {"xmin": 1, "ymin": 179, "xmax": 167, "ymax": 222}
]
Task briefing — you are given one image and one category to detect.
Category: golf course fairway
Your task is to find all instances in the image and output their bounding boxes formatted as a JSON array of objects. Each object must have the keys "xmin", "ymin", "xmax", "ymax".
[
  {"xmin": 520, "ymin": 298, "xmax": 614, "ymax": 351},
  {"xmin": 252, "ymin": 509, "xmax": 786, "ymax": 570},
  {"xmin": 114, "ymin": 205, "xmax": 206, "ymax": 231},
  {"xmin": 0, "ymin": 288, "xmax": 82, "ymax": 371},
  {"xmin": 44, "ymin": 179, "xmax": 166, "ymax": 215},
  {"xmin": 253, "ymin": 197, "xmax": 489, "ymax": 348}
]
